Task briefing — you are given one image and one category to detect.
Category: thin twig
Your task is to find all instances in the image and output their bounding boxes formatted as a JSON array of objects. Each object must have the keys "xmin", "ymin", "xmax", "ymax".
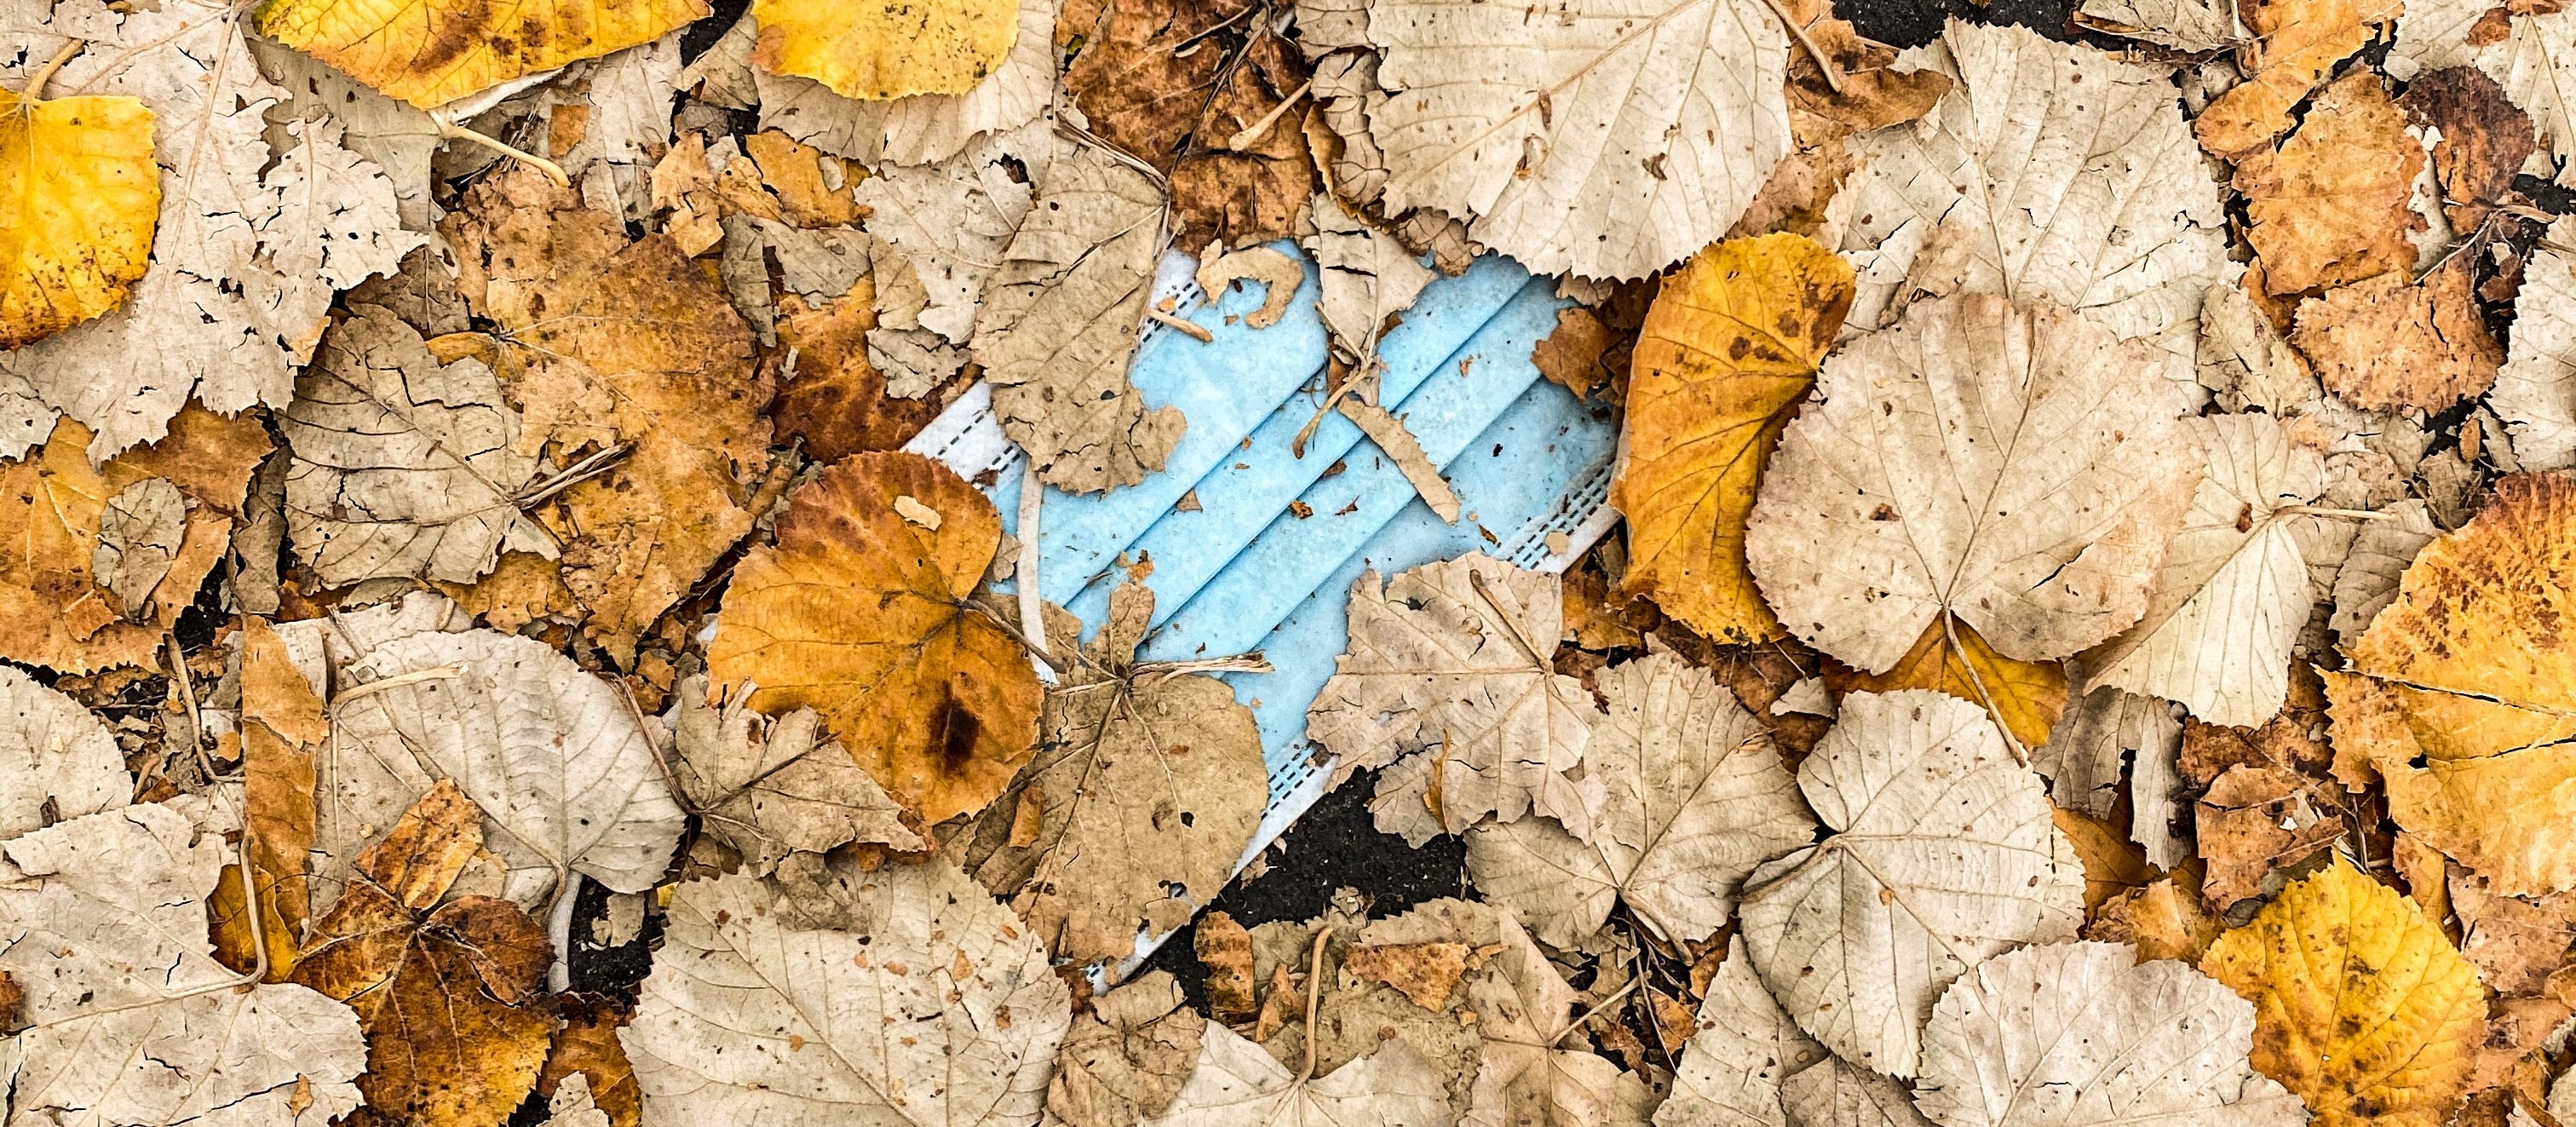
[
  {"xmin": 1227, "ymin": 78, "xmax": 1313, "ymax": 150},
  {"xmin": 440, "ymin": 121, "xmax": 572, "ymax": 187},
  {"xmin": 1555, "ymin": 975, "xmax": 1642, "ymax": 1049},
  {"xmin": 516, "ymin": 443, "xmax": 633, "ymax": 507},
  {"xmin": 1295, "ymin": 927, "xmax": 1331, "ymax": 1083},
  {"xmin": 2280, "ymin": 505, "xmax": 2396, "ymax": 521},
  {"xmin": 22, "ymin": 40, "xmax": 82, "ymax": 101},
  {"xmin": 1147, "ymin": 308, "xmax": 1214, "ymax": 342}
]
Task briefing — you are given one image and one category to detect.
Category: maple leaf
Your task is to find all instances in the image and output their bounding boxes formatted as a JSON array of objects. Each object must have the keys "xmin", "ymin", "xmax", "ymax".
[
  {"xmin": 2193, "ymin": 0, "xmax": 2374, "ymax": 158},
  {"xmin": 1737, "ymin": 689, "xmax": 2084, "ymax": 1077},
  {"xmin": 291, "ymin": 781, "xmax": 556, "ymax": 1127},
  {"xmin": 256, "ymin": 0, "xmax": 704, "ymax": 109},
  {"xmin": 1745, "ymin": 293, "xmax": 2205, "ymax": 676},
  {"xmin": 1613, "ymin": 233, "xmax": 1854, "ymax": 646},
  {"xmin": 0, "ymin": 60, "xmax": 155, "ymax": 346},
  {"xmin": 750, "ymin": 0, "xmax": 1018, "ymax": 100},
  {"xmin": 2202, "ymin": 860, "xmax": 2489, "ymax": 1127},
  {"xmin": 2235, "ymin": 72, "xmax": 2426, "ymax": 296},
  {"xmin": 707, "ymin": 451, "xmax": 1042, "ymax": 824}
]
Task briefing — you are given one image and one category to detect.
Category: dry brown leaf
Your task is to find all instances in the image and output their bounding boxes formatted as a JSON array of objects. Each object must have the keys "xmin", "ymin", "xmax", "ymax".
[
  {"xmin": 2452, "ymin": 877, "xmax": 2576, "ymax": 997},
  {"xmin": 665, "ymin": 670, "xmax": 929, "ymax": 873},
  {"xmin": 1050, "ymin": 971, "xmax": 1206, "ymax": 1127},
  {"xmin": 2087, "ymin": 871, "xmax": 2227, "ymax": 964},
  {"xmin": 2237, "ymin": 73, "xmax": 2428, "ymax": 296},
  {"xmin": 773, "ymin": 279, "xmax": 958, "ymax": 462},
  {"xmin": 2291, "ymin": 260, "xmax": 2504, "ymax": 412},
  {"xmin": 708, "ymin": 451, "xmax": 1041, "ymax": 824},
  {"xmin": 2182, "ymin": 664, "xmax": 2367, "ymax": 910},
  {"xmin": 290, "ymin": 781, "xmax": 555, "ymax": 1127},
  {"xmin": 2053, "ymin": 805, "xmax": 2157, "ymax": 917},
  {"xmin": 2194, "ymin": 0, "xmax": 2374, "ymax": 158},
  {"xmin": 2399, "ymin": 67, "xmax": 2539, "ymax": 230},
  {"xmin": 210, "ymin": 618, "xmax": 324, "ymax": 979},
  {"xmin": 540, "ymin": 995, "xmax": 643, "ymax": 1127}
]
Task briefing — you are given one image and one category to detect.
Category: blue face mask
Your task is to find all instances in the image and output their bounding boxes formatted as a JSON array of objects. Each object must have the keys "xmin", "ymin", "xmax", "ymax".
[{"xmin": 905, "ymin": 241, "xmax": 1619, "ymax": 962}]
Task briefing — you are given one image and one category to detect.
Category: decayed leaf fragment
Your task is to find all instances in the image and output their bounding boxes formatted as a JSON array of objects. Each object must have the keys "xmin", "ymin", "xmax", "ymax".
[
  {"xmin": 2235, "ymin": 73, "xmax": 2427, "ymax": 296},
  {"xmin": 622, "ymin": 863, "xmax": 1073, "ymax": 1127},
  {"xmin": 256, "ymin": 0, "xmax": 706, "ymax": 108},
  {"xmin": 0, "ymin": 803, "xmax": 369, "ymax": 1125},
  {"xmin": 291, "ymin": 782, "xmax": 555, "ymax": 1127},
  {"xmin": 0, "ymin": 70, "xmax": 156, "ymax": 346},
  {"xmin": 210, "ymin": 618, "xmax": 327, "ymax": 976},
  {"xmin": 953, "ymin": 585, "xmax": 1266, "ymax": 962},
  {"xmin": 2201, "ymin": 861, "xmax": 2488, "ymax": 1127},
  {"xmin": 1745, "ymin": 293, "xmax": 2204, "ymax": 676},
  {"xmin": 1737, "ymin": 689, "xmax": 2084, "ymax": 1077},
  {"xmin": 2326, "ymin": 473, "xmax": 2576, "ymax": 895},
  {"xmin": 2291, "ymin": 259, "xmax": 2503, "ymax": 413},
  {"xmin": 1613, "ymin": 233, "xmax": 1854, "ymax": 645},
  {"xmin": 1049, "ymin": 971, "xmax": 1206, "ymax": 1127},
  {"xmin": 708, "ymin": 451, "xmax": 1041, "ymax": 823},
  {"xmin": 1465, "ymin": 651, "xmax": 1812, "ymax": 950},
  {"xmin": 1915, "ymin": 941, "xmax": 2306, "ymax": 1127},
  {"xmin": 750, "ymin": 0, "xmax": 1017, "ymax": 100},
  {"xmin": 1306, "ymin": 553, "xmax": 1605, "ymax": 841},
  {"xmin": 2194, "ymin": 0, "xmax": 2374, "ymax": 158}
]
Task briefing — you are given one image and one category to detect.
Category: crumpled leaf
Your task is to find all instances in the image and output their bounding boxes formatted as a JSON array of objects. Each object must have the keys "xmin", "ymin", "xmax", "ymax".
[
  {"xmin": 2391, "ymin": 0, "xmax": 2576, "ymax": 188},
  {"xmin": 1737, "ymin": 689, "xmax": 2085, "ymax": 1077},
  {"xmin": 853, "ymin": 125, "xmax": 1043, "ymax": 348},
  {"xmin": 319, "ymin": 628, "xmax": 687, "ymax": 913},
  {"xmin": 753, "ymin": 0, "xmax": 1058, "ymax": 167},
  {"xmin": 1304, "ymin": 193, "xmax": 1435, "ymax": 373},
  {"xmin": 2236, "ymin": 72, "xmax": 2426, "ymax": 296},
  {"xmin": 1465, "ymin": 651, "xmax": 1812, "ymax": 950},
  {"xmin": 445, "ymin": 169, "xmax": 773, "ymax": 663},
  {"xmin": 1651, "ymin": 936, "xmax": 1826, "ymax": 1127},
  {"xmin": 0, "ymin": 664, "xmax": 125, "ymax": 839},
  {"xmin": 91, "ymin": 476, "xmax": 183, "ymax": 620},
  {"xmin": 2326, "ymin": 473, "xmax": 2576, "ymax": 895},
  {"xmin": 2084, "ymin": 414, "xmax": 2327, "ymax": 727},
  {"xmin": 1306, "ymin": 553, "xmax": 1606, "ymax": 841},
  {"xmin": 1049, "ymin": 971, "xmax": 1206, "ymax": 1127},
  {"xmin": 666, "ymin": 670, "xmax": 927, "ymax": 874},
  {"xmin": 1837, "ymin": 19, "xmax": 2233, "ymax": 377},
  {"xmin": 1362, "ymin": 0, "xmax": 1791, "ymax": 280},
  {"xmin": 2193, "ymin": 0, "xmax": 2373, "ymax": 158},
  {"xmin": 256, "ymin": 0, "xmax": 703, "ymax": 108},
  {"xmin": 621, "ymin": 863, "xmax": 1073, "ymax": 1127},
  {"xmin": 2035, "ymin": 685, "xmax": 2186, "ymax": 868},
  {"xmin": 2201, "ymin": 860, "xmax": 2488, "ymax": 1127},
  {"xmin": 0, "ymin": 803, "xmax": 368, "ymax": 1126},
  {"xmin": 1613, "ymin": 233, "xmax": 1853, "ymax": 645},
  {"xmin": 2491, "ymin": 218, "xmax": 2576, "ymax": 468},
  {"xmin": 953, "ymin": 584, "xmax": 1266, "ymax": 963},
  {"xmin": 0, "ymin": 0, "xmax": 422, "ymax": 463},
  {"xmin": 1915, "ymin": 941, "xmax": 2307, "ymax": 1127},
  {"xmin": 1140, "ymin": 1022, "xmax": 1451, "ymax": 1127},
  {"xmin": 291, "ymin": 781, "xmax": 555, "ymax": 1127},
  {"xmin": 0, "ymin": 76, "xmax": 155, "ymax": 346},
  {"xmin": 2291, "ymin": 258, "xmax": 2503, "ymax": 413},
  {"xmin": 708, "ymin": 451, "xmax": 1042, "ymax": 823},
  {"xmin": 973, "ymin": 142, "xmax": 1182, "ymax": 493},
  {"xmin": 1745, "ymin": 292, "xmax": 2204, "ymax": 675},
  {"xmin": 750, "ymin": 0, "xmax": 1017, "ymax": 100},
  {"xmin": 2184, "ymin": 664, "xmax": 2365, "ymax": 910},
  {"xmin": 283, "ymin": 303, "xmax": 553, "ymax": 587}
]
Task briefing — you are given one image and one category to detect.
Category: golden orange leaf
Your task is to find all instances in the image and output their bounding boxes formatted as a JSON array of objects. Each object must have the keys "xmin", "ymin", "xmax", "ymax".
[
  {"xmin": 0, "ymin": 77, "xmax": 157, "ymax": 346},
  {"xmin": 2236, "ymin": 72, "xmax": 2426, "ymax": 296},
  {"xmin": 750, "ymin": 0, "xmax": 1020, "ymax": 100},
  {"xmin": 256, "ymin": 0, "xmax": 708, "ymax": 108},
  {"xmin": 1822, "ymin": 614, "xmax": 2067, "ymax": 750}
]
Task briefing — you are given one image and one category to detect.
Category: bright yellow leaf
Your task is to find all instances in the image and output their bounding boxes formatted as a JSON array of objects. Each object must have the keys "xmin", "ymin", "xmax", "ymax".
[
  {"xmin": 0, "ymin": 77, "xmax": 157, "ymax": 347},
  {"xmin": 1824, "ymin": 613, "xmax": 2067, "ymax": 750},
  {"xmin": 1610, "ymin": 233, "xmax": 1853, "ymax": 644},
  {"xmin": 256, "ymin": 0, "xmax": 710, "ymax": 109},
  {"xmin": 750, "ymin": 0, "xmax": 1020, "ymax": 100},
  {"xmin": 2201, "ymin": 860, "xmax": 2487, "ymax": 1127}
]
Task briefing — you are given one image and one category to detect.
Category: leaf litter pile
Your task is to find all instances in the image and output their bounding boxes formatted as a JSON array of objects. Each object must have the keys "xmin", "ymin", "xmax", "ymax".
[{"xmin": 23, "ymin": 0, "xmax": 2576, "ymax": 1124}]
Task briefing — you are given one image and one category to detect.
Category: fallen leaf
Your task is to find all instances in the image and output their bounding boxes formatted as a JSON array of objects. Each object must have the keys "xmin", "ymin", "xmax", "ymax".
[
  {"xmin": 1778, "ymin": 1055, "xmax": 1932, "ymax": 1127},
  {"xmin": 666, "ymin": 670, "xmax": 929, "ymax": 873},
  {"xmin": 754, "ymin": 0, "xmax": 1059, "ymax": 167},
  {"xmin": 1195, "ymin": 244, "xmax": 1302, "ymax": 331},
  {"xmin": 1738, "ymin": 689, "xmax": 2085, "ymax": 1077},
  {"xmin": 973, "ymin": 143, "xmax": 1184, "ymax": 493},
  {"xmin": 750, "ymin": 0, "xmax": 1018, "ymax": 100},
  {"xmin": 622, "ymin": 863, "xmax": 1073, "ymax": 1125},
  {"xmin": 542, "ymin": 1074, "xmax": 613, "ymax": 1127},
  {"xmin": 851, "ymin": 126, "xmax": 1041, "ymax": 350},
  {"xmin": 772, "ymin": 279, "xmax": 959, "ymax": 461},
  {"xmin": 90, "ymin": 477, "xmax": 183, "ymax": 619},
  {"xmin": 1465, "ymin": 651, "xmax": 1812, "ymax": 950},
  {"xmin": 1199, "ymin": 911, "xmax": 1259, "ymax": 1021},
  {"xmin": 2399, "ymin": 67, "xmax": 2538, "ymax": 231},
  {"xmin": 2194, "ymin": 0, "xmax": 2373, "ymax": 158},
  {"xmin": 2391, "ymin": 0, "xmax": 2576, "ymax": 188},
  {"xmin": 0, "ymin": 72, "xmax": 156, "ymax": 346},
  {"xmin": 291, "ymin": 781, "xmax": 555, "ymax": 1127},
  {"xmin": 2086, "ymin": 872, "xmax": 2227, "ymax": 964},
  {"xmin": 1305, "ymin": 193, "xmax": 1436, "ymax": 375},
  {"xmin": 1823, "ymin": 614, "xmax": 2068, "ymax": 755},
  {"xmin": 2493, "ymin": 218, "xmax": 2576, "ymax": 469},
  {"xmin": 2075, "ymin": 0, "xmax": 2240, "ymax": 49},
  {"xmin": 952, "ymin": 584, "xmax": 1266, "ymax": 962},
  {"xmin": 256, "ymin": 0, "xmax": 703, "ymax": 107},
  {"xmin": 1306, "ymin": 553, "xmax": 1606, "ymax": 840},
  {"xmin": 0, "ymin": 664, "xmax": 126, "ymax": 840},
  {"xmin": 541, "ymin": 995, "xmax": 644, "ymax": 1127},
  {"xmin": 1613, "ymin": 233, "xmax": 1853, "ymax": 646},
  {"xmin": 1745, "ymin": 293, "xmax": 2204, "ymax": 676},
  {"xmin": 2201, "ymin": 860, "xmax": 2488, "ymax": 1127},
  {"xmin": 2236, "ymin": 73, "xmax": 2427, "ymax": 296},
  {"xmin": 1653, "ymin": 936, "xmax": 1826, "ymax": 1127},
  {"xmin": 2328, "ymin": 499, "xmax": 2441, "ymax": 647},
  {"xmin": 2182, "ymin": 664, "xmax": 2362, "ymax": 909},
  {"xmin": 708, "ymin": 451, "xmax": 1042, "ymax": 823},
  {"xmin": 1141, "ymin": 1023, "xmax": 1452, "ymax": 1127},
  {"xmin": 2035, "ymin": 684, "xmax": 2182, "ymax": 847},
  {"xmin": 1917, "ymin": 941, "xmax": 2307, "ymax": 1127},
  {"xmin": 2291, "ymin": 259, "xmax": 2503, "ymax": 413},
  {"xmin": 1049, "ymin": 971, "xmax": 1206, "ymax": 1127},
  {"xmin": 2199, "ymin": 281, "xmax": 2319, "ymax": 416},
  {"xmin": 2054, "ymin": 806, "xmax": 2156, "ymax": 917},
  {"xmin": 211, "ymin": 618, "xmax": 325, "ymax": 977},
  {"xmin": 1459, "ymin": 912, "xmax": 1658, "ymax": 1127},
  {"xmin": 2452, "ymin": 877, "xmax": 2576, "ymax": 997}
]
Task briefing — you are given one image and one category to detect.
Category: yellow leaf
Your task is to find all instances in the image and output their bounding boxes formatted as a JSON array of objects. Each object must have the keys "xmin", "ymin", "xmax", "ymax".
[
  {"xmin": 750, "ymin": 0, "xmax": 1021, "ymax": 100},
  {"xmin": 1824, "ymin": 614, "xmax": 2067, "ymax": 750},
  {"xmin": 1611, "ymin": 233, "xmax": 1853, "ymax": 644},
  {"xmin": 2202, "ymin": 860, "xmax": 2487, "ymax": 1127},
  {"xmin": 0, "ymin": 78, "xmax": 157, "ymax": 347},
  {"xmin": 256, "ymin": 0, "xmax": 709, "ymax": 108},
  {"xmin": 708, "ymin": 451, "xmax": 1041, "ymax": 824}
]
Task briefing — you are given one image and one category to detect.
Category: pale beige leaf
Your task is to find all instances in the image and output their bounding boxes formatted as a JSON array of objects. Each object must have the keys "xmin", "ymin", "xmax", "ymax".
[
  {"xmin": 1360, "ymin": 0, "xmax": 1787, "ymax": 281},
  {"xmin": 89, "ymin": 477, "xmax": 185, "ymax": 620},
  {"xmin": 1141, "ymin": 1023, "xmax": 1451, "ymax": 1127},
  {"xmin": 1463, "ymin": 912, "xmax": 1658, "ymax": 1127},
  {"xmin": 854, "ymin": 127, "xmax": 1045, "ymax": 344},
  {"xmin": 2328, "ymin": 499, "xmax": 2440, "ymax": 647},
  {"xmin": 1738, "ymin": 690, "xmax": 2085, "ymax": 1077},
  {"xmin": 0, "ymin": 664, "xmax": 128, "ymax": 840},
  {"xmin": 666, "ymin": 671, "xmax": 926, "ymax": 874},
  {"xmin": 2491, "ymin": 216, "xmax": 2576, "ymax": 467},
  {"xmin": 2035, "ymin": 685, "xmax": 2187, "ymax": 869},
  {"xmin": 1049, "ymin": 972, "xmax": 1206, "ymax": 1127},
  {"xmin": 753, "ymin": 0, "xmax": 1059, "ymax": 166},
  {"xmin": 542, "ymin": 1073, "xmax": 614, "ymax": 1127},
  {"xmin": 1466, "ymin": 652, "xmax": 1813, "ymax": 949},
  {"xmin": 2075, "ymin": 0, "xmax": 2241, "ymax": 49},
  {"xmin": 622, "ymin": 863, "xmax": 1073, "ymax": 1127},
  {"xmin": 1651, "ymin": 937, "xmax": 1826, "ymax": 1127},
  {"xmin": 2198, "ymin": 283, "xmax": 2320, "ymax": 419},
  {"xmin": 1745, "ymin": 293, "xmax": 2204, "ymax": 674},
  {"xmin": 1303, "ymin": 193, "xmax": 1435, "ymax": 371},
  {"xmin": 1781, "ymin": 1057, "xmax": 1934, "ymax": 1127},
  {"xmin": 1196, "ymin": 244, "xmax": 1303, "ymax": 331}
]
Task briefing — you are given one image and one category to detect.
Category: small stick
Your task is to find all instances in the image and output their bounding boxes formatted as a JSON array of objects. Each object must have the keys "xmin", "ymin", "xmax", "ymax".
[
  {"xmin": 440, "ymin": 122, "xmax": 572, "ymax": 188},
  {"xmin": 2280, "ymin": 505, "xmax": 2396, "ymax": 521},
  {"xmin": 1147, "ymin": 308, "xmax": 1214, "ymax": 342},
  {"xmin": 1295, "ymin": 928, "xmax": 1331, "ymax": 1083},
  {"xmin": 1017, "ymin": 458, "xmax": 1051, "ymax": 673},
  {"xmin": 1227, "ymin": 79, "xmax": 1314, "ymax": 151}
]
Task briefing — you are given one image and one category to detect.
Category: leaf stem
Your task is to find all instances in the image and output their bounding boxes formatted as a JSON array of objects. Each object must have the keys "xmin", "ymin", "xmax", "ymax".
[
  {"xmin": 1226, "ymin": 79, "xmax": 1312, "ymax": 151},
  {"xmin": 440, "ymin": 121, "xmax": 572, "ymax": 188},
  {"xmin": 1295, "ymin": 926, "xmax": 1330, "ymax": 1084},
  {"xmin": 1755, "ymin": 0, "xmax": 1845, "ymax": 95},
  {"xmin": 22, "ymin": 41, "xmax": 83, "ymax": 102}
]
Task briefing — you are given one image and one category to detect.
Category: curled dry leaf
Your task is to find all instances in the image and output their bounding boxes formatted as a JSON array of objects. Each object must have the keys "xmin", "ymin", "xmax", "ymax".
[
  {"xmin": 2235, "ymin": 73, "xmax": 2426, "ymax": 296},
  {"xmin": 1745, "ymin": 292, "xmax": 2204, "ymax": 676},
  {"xmin": 1306, "ymin": 553, "xmax": 1606, "ymax": 841},
  {"xmin": 1304, "ymin": 193, "xmax": 1436, "ymax": 374},
  {"xmin": 0, "ymin": 803, "xmax": 368, "ymax": 1126},
  {"xmin": 1650, "ymin": 936, "xmax": 1826, "ymax": 1127},
  {"xmin": 666, "ymin": 670, "xmax": 928, "ymax": 874},
  {"xmin": 2291, "ymin": 259, "xmax": 2503, "ymax": 414},
  {"xmin": 1737, "ymin": 689, "xmax": 2085, "ymax": 1077},
  {"xmin": 2193, "ymin": 0, "xmax": 2372, "ymax": 158},
  {"xmin": 1915, "ymin": 941, "xmax": 2306, "ymax": 1127},
  {"xmin": 1049, "ymin": 971, "xmax": 1206, "ymax": 1127},
  {"xmin": 0, "ymin": 75, "xmax": 156, "ymax": 347},
  {"xmin": 2201, "ymin": 860, "xmax": 2488, "ymax": 1127},
  {"xmin": 749, "ymin": 0, "xmax": 1019, "ymax": 100},
  {"xmin": 290, "ymin": 781, "xmax": 556, "ymax": 1127},
  {"xmin": 210, "ymin": 618, "xmax": 327, "ymax": 976},
  {"xmin": 621, "ymin": 863, "xmax": 1073, "ymax": 1127},
  {"xmin": 1465, "ymin": 651, "xmax": 1813, "ymax": 950},
  {"xmin": 1613, "ymin": 233, "xmax": 1854, "ymax": 646},
  {"xmin": 255, "ymin": 0, "xmax": 705, "ymax": 107},
  {"xmin": 708, "ymin": 451, "xmax": 1042, "ymax": 824},
  {"xmin": 0, "ymin": 663, "xmax": 126, "ymax": 839}
]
